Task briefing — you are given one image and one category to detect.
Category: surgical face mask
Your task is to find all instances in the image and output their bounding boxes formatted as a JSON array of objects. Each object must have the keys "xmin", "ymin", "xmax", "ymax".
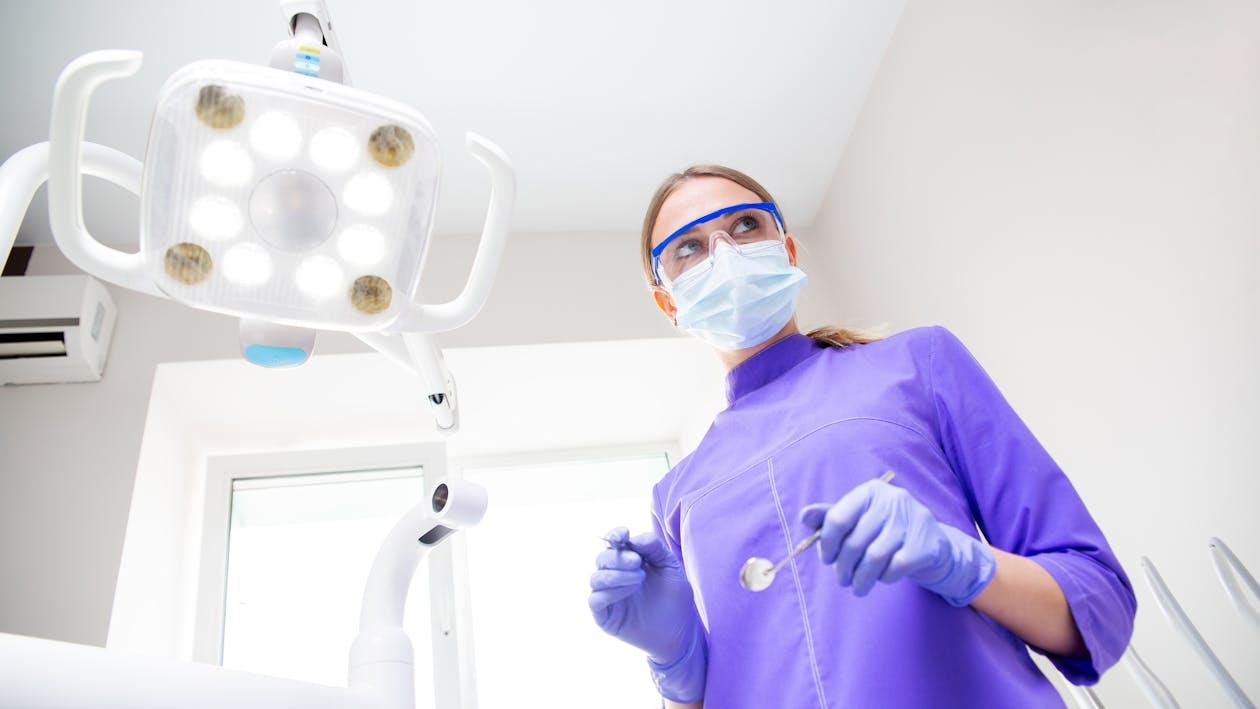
[{"xmin": 666, "ymin": 238, "xmax": 808, "ymax": 351}]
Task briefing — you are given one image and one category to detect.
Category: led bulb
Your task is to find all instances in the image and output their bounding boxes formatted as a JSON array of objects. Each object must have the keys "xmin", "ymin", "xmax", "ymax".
[
  {"xmin": 337, "ymin": 224, "xmax": 386, "ymax": 267},
  {"xmin": 222, "ymin": 243, "xmax": 273, "ymax": 285},
  {"xmin": 200, "ymin": 140, "xmax": 254, "ymax": 187},
  {"xmin": 295, "ymin": 255, "xmax": 344, "ymax": 299},
  {"xmin": 343, "ymin": 173, "xmax": 393, "ymax": 216},
  {"xmin": 250, "ymin": 112, "xmax": 302, "ymax": 161},
  {"xmin": 310, "ymin": 127, "xmax": 359, "ymax": 173},
  {"xmin": 188, "ymin": 196, "xmax": 243, "ymax": 240}
]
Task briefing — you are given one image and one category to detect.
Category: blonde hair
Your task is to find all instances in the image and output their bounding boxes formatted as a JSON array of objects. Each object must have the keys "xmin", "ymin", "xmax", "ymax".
[{"xmin": 640, "ymin": 164, "xmax": 880, "ymax": 350}]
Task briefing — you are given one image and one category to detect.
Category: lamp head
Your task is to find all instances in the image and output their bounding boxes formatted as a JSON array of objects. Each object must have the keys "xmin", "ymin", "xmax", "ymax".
[{"xmin": 140, "ymin": 60, "xmax": 440, "ymax": 331}]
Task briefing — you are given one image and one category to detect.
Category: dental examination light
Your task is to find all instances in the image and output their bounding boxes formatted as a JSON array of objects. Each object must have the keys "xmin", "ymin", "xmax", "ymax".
[{"xmin": 0, "ymin": 0, "xmax": 517, "ymax": 432}]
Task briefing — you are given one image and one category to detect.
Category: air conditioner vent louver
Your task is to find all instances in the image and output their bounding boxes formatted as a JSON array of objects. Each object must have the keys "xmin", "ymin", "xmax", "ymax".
[
  {"xmin": 0, "ymin": 331, "xmax": 69, "ymax": 359},
  {"xmin": 0, "ymin": 275, "xmax": 115, "ymax": 384}
]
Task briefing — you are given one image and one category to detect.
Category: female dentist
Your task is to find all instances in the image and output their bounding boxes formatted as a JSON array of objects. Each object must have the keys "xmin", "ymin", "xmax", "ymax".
[{"xmin": 587, "ymin": 165, "xmax": 1136, "ymax": 708}]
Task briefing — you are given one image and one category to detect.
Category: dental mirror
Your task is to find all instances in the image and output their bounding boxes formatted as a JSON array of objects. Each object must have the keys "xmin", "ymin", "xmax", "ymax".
[{"xmin": 740, "ymin": 471, "xmax": 896, "ymax": 592}]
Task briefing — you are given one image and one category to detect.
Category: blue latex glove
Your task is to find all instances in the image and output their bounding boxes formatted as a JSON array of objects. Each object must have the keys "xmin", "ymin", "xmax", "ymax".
[
  {"xmin": 799, "ymin": 479, "xmax": 996, "ymax": 606},
  {"xmin": 588, "ymin": 527, "xmax": 707, "ymax": 703}
]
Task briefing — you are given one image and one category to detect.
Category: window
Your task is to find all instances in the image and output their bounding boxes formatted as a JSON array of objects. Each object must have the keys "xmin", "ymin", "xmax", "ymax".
[
  {"xmin": 199, "ymin": 444, "xmax": 675, "ymax": 708},
  {"xmin": 221, "ymin": 468, "xmax": 433, "ymax": 701},
  {"xmin": 197, "ymin": 444, "xmax": 457, "ymax": 706},
  {"xmin": 458, "ymin": 450, "xmax": 674, "ymax": 707}
]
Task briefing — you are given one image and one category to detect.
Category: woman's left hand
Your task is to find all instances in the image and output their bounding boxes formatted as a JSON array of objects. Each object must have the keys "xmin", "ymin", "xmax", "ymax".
[{"xmin": 799, "ymin": 479, "xmax": 996, "ymax": 607}]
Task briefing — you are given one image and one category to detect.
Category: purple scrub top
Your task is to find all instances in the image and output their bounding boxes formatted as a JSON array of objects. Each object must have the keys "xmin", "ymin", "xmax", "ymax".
[{"xmin": 651, "ymin": 326, "xmax": 1135, "ymax": 708}]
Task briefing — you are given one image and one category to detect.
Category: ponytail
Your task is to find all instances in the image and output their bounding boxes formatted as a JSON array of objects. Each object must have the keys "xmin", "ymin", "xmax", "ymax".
[{"xmin": 804, "ymin": 325, "xmax": 882, "ymax": 349}]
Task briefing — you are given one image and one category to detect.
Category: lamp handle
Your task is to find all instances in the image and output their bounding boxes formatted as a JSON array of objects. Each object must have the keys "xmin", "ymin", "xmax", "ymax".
[
  {"xmin": 395, "ymin": 132, "xmax": 515, "ymax": 333},
  {"xmin": 48, "ymin": 50, "xmax": 159, "ymax": 296}
]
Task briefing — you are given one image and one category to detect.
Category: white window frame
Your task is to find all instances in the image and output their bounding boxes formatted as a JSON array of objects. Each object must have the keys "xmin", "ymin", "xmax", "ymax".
[
  {"xmin": 193, "ymin": 442, "xmax": 476, "ymax": 707},
  {"xmin": 194, "ymin": 440, "xmax": 679, "ymax": 708}
]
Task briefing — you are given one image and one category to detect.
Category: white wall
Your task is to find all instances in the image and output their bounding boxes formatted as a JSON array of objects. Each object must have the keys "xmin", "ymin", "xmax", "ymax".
[{"xmin": 802, "ymin": 0, "xmax": 1260, "ymax": 705}]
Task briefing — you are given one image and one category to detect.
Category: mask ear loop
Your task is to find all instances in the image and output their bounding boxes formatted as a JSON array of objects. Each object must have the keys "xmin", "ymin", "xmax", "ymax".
[{"xmin": 652, "ymin": 253, "xmax": 681, "ymax": 326}]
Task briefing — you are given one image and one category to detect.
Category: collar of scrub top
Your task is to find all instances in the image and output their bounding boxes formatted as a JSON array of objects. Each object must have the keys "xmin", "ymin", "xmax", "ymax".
[
  {"xmin": 651, "ymin": 201, "xmax": 786, "ymax": 286},
  {"xmin": 725, "ymin": 333, "xmax": 824, "ymax": 403}
]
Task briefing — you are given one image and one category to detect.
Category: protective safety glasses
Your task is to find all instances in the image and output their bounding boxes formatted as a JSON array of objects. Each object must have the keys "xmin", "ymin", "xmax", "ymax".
[{"xmin": 651, "ymin": 202, "xmax": 785, "ymax": 286}]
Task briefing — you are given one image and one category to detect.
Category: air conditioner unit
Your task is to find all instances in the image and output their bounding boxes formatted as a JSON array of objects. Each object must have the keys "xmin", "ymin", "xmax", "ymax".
[{"xmin": 0, "ymin": 274, "xmax": 116, "ymax": 384}]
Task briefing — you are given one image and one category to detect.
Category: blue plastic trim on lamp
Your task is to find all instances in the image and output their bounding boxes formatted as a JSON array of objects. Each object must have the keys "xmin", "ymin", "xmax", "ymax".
[{"xmin": 244, "ymin": 344, "xmax": 310, "ymax": 368}]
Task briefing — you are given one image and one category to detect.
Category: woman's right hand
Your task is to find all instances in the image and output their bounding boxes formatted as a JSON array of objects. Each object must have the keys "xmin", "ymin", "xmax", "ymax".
[{"xmin": 587, "ymin": 527, "xmax": 702, "ymax": 666}]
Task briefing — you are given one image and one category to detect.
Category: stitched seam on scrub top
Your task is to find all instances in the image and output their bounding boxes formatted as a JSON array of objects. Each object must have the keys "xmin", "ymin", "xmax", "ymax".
[
  {"xmin": 682, "ymin": 416, "xmax": 940, "ymax": 517},
  {"xmin": 767, "ymin": 458, "xmax": 829, "ymax": 709},
  {"xmin": 926, "ymin": 326, "xmax": 987, "ymax": 541}
]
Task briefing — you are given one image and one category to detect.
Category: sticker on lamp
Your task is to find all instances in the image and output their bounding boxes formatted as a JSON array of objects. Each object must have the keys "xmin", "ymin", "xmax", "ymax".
[
  {"xmin": 368, "ymin": 125, "xmax": 414, "ymax": 167},
  {"xmin": 194, "ymin": 85, "xmax": 245, "ymax": 130},
  {"xmin": 351, "ymin": 275, "xmax": 392, "ymax": 314},
  {"xmin": 164, "ymin": 243, "xmax": 214, "ymax": 285}
]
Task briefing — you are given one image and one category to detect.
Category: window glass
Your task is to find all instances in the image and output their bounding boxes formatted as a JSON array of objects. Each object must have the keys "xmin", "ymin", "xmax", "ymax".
[
  {"xmin": 461, "ymin": 454, "xmax": 671, "ymax": 708},
  {"xmin": 222, "ymin": 468, "xmax": 434, "ymax": 708}
]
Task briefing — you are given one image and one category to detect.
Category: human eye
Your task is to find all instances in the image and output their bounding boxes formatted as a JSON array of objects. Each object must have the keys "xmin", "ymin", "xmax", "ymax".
[
  {"xmin": 731, "ymin": 213, "xmax": 765, "ymax": 237},
  {"xmin": 673, "ymin": 237, "xmax": 704, "ymax": 259}
]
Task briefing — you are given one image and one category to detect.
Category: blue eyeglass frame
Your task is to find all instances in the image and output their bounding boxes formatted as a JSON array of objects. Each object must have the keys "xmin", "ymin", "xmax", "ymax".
[{"xmin": 650, "ymin": 202, "xmax": 785, "ymax": 284}]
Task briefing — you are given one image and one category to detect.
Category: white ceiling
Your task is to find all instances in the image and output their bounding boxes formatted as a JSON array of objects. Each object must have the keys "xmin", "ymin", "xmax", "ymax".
[{"xmin": 0, "ymin": 0, "xmax": 905, "ymax": 247}]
